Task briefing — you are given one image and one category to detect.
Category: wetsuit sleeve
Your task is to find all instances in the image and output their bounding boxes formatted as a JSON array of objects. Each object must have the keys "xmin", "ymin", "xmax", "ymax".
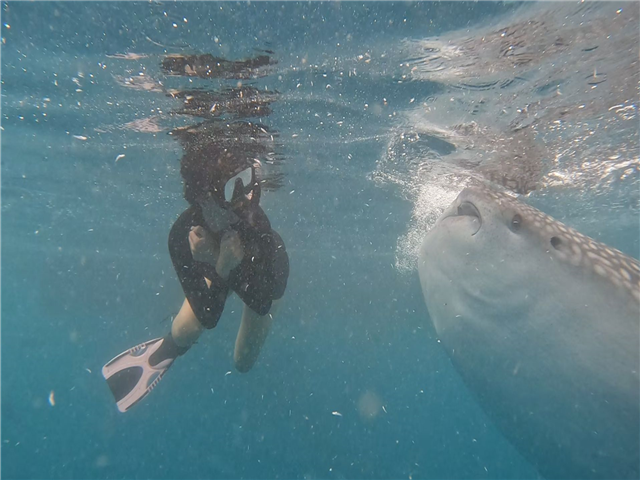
[
  {"xmin": 226, "ymin": 229, "xmax": 289, "ymax": 316},
  {"xmin": 168, "ymin": 207, "xmax": 229, "ymax": 329}
]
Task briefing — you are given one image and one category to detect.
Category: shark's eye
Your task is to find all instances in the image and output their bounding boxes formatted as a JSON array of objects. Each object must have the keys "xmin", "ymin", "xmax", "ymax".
[{"xmin": 511, "ymin": 214, "xmax": 522, "ymax": 232}]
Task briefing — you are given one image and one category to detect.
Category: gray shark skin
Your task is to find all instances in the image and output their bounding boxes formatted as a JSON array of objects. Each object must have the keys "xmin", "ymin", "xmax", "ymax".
[{"xmin": 419, "ymin": 186, "xmax": 639, "ymax": 479}]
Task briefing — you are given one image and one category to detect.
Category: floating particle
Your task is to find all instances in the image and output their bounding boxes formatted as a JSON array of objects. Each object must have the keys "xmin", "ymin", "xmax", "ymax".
[
  {"xmin": 331, "ymin": 411, "xmax": 342, "ymax": 417},
  {"xmin": 48, "ymin": 391, "xmax": 55, "ymax": 407},
  {"xmin": 115, "ymin": 154, "xmax": 125, "ymax": 162}
]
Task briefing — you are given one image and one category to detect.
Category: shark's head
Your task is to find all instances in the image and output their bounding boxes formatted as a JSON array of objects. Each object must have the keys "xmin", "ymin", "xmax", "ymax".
[
  {"xmin": 417, "ymin": 187, "xmax": 640, "ymax": 480},
  {"xmin": 419, "ymin": 185, "xmax": 640, "ymax": 334}
]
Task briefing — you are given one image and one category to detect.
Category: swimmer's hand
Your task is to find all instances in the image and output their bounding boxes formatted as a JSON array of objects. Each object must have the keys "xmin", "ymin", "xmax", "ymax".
[
  {"xmin": 189, "ymin": 226, "xmax": 217, "ymax": 264},
  {"xmin": 216, "ymin": 229, "xmax": 244, "ymax": 279}
]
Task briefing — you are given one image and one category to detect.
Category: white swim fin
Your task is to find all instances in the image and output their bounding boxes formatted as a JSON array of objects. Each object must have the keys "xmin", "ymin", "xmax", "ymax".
[{"xmin": 102, "ymin": 336, "xmax": 182, "ymax": 413}]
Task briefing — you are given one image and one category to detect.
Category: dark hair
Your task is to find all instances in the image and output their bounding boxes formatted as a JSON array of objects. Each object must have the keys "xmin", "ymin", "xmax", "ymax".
[
  {"xmin": 180, "ymin": 150, "xmax": 252, "ymax": 205},
  {"xmin": 173, "ymin": 121, "xmax": 268, "ymax": 205}
]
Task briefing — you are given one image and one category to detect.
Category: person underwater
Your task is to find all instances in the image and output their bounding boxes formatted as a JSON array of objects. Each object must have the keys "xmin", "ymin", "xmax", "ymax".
[{"xmin": 102, "ymin": 164, "xmax": 289, "ymax": 412}]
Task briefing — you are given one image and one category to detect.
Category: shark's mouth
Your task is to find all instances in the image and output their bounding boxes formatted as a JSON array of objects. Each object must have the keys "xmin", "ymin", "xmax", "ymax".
[{"xmin": 443, "ymin": 201, "xmax": 482, "ymax": 236}]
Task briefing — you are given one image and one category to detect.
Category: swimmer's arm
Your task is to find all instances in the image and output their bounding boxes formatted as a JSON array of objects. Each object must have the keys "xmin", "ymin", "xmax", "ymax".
[
  {"xmin": 169, "ymin": 210, "xmax": 228, "ymax": 327},
  {"xmin": 189, "ymin": 225, "xmax": 243, "ymax": 280},
  {"xmin": 215, "ymin": 229, "xmax": 244, "ymax": 279}
]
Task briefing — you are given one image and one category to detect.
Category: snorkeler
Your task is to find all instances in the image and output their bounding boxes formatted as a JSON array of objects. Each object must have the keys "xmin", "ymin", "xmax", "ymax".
[{"xmin": 102, "ymin": 162, "xmax": 289, "ymax": 413}]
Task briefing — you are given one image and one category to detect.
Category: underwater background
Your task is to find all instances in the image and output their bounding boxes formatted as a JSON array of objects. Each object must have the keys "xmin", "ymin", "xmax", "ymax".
[{"xmin": 2, "ymin": 2, "xmax": 638, "ymax": 479}]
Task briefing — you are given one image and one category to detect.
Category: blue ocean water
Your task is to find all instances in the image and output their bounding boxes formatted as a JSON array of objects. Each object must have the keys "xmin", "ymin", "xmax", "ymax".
[{"xmin": 1, "ymin": 2, "xmax": 638, "ymax": 480}]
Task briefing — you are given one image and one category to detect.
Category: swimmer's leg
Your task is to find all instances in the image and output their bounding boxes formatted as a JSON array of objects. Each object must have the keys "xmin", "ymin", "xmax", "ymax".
[
  {"xmin": 171, "ymin": 297, "xmax": 205, "ymax": 348},
  {"xmin": 233, "ymin": 300, "xmax": 281, "ymax": 373},
  {"xmin": 102, "ymin": 295, "xmax": 206, "ymax": 413},
  {"xmin": 171, "ymin": 277, "xmax": 227, "ymax": 347}
]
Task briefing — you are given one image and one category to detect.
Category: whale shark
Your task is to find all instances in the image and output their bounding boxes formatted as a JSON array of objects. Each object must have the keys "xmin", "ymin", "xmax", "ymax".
[{"xmin": 418, "ymin": 186, "xmax": 639, "ymax": 479}]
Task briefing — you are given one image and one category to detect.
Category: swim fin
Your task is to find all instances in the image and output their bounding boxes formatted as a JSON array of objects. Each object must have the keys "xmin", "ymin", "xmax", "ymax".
[{"xmin": 102, "ymin": 335, "xmax": 186, "ymax": 413}]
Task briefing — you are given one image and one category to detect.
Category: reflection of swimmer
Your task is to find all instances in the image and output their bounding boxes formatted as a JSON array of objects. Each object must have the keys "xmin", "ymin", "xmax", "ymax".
[
  {"xmin": 169, "ymin": 86, "xmax": 276, "ymax": 119},
  {"xmin": 161, "ymin": 52, "xmax": 275, "ymax": 79},
  {"xmin": 102, "ymin": 161, "xmax": 289, "ymax": 413}
]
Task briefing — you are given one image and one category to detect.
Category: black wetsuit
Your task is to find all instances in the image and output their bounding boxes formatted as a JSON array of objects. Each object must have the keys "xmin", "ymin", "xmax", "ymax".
[{"xmin": 168, "ymin": 204, "xmax": 289, "ymax": 329}]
